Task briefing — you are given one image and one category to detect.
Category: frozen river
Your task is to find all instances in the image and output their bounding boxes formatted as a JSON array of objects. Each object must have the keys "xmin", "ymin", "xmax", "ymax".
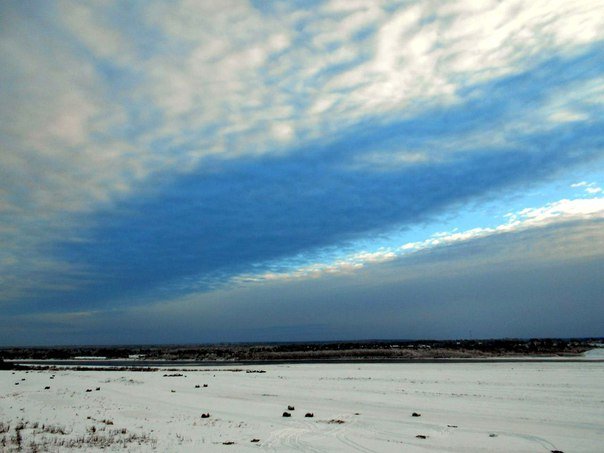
[{"xmin": 1, "ymin": 360, "xmax": 603, "ymax": 451}]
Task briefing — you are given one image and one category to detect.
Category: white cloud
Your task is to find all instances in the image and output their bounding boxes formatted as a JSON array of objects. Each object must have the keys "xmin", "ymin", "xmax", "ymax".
[
  {"xmin": 4, "ymin": 0, "xmax": 602, "ymax": 217},
  {"xmin": 571, "ymin": 181, "xmax": 603, "ymax": 195},
  {"xmin": 2, "ymin": 0, "xmax": 604, "ymax": 299},
  {"xmin": 271, "ymin": 122, "xmax": 295, "ymax": 142},
  {"xmin": 57, "ymin": 0, "xmax": 135, "ymax": 65},
  {"xmin": 309, "ymin": 0, "xmax": 604, "ymax": 125},
  {"xmin": 131, "ymin": 0, "xmax": 604, "ymax": 167},
  {"xmin": 536, "ymin": 77, "xmax": 604, "ymax": 126},
  {"xmin": 232, "ymin": 195, "xmax": 604, "ymax": 284},
  {"xmin": 350, "ymin": 149, "xmax": 433, "ymax": 171},
  {"xmin": 549, "ymin": 110, "xmax": 589, "ymax": 123}
]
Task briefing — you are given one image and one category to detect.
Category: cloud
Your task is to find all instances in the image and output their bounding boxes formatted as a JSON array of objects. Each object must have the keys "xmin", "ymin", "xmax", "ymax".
[
  {"xmin": 549, "ymin": 110, "xmax": 589, "ymax": 123},
  {"xmin": 233, "ymin": 195, "xmax": 604, "ymax": 283},
  {"xmin": 37, "ymin": 99, "xmax": 604, "ymax": 311},
  {"xmin": 309, "ymin": 0, "xmax": 604, "ymax": 122},
  {"xmin": 3, "ymin": 218, "xmax": 603, "ymax": 345},
  {"xmin": 1, "ymin": 0, "xmax": 604, "ymax": 318},
  {"xmin": 571, "ymin": 181, "xmax": 603, "ymax": 195}
]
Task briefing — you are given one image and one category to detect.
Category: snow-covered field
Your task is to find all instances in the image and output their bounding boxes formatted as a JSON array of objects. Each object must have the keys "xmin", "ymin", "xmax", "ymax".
[{"xmin": 1, "ymin": 361, "xmax": 603, "ymax": 452}]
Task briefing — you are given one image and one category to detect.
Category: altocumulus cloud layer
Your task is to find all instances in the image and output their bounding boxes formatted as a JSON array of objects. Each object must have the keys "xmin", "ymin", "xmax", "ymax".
[{"xmin": 1, "ymin": 0, "xmax": 603, "ymax": 345}]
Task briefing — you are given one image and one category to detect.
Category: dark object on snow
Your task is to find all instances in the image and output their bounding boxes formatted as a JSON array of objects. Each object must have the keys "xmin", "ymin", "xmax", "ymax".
[
  {"xmin": 416, "ymin": 435, "xmax": 427, "ymax": 439},
  {"xmin": 447, "ymin": 425, "xmax": 458, "ymax": 428},
  {"xmin": 0, "ymin": 359, "xmax": 13, "ymax": 370},
  {"xmin": 551, "ymin": 451, "xmax": 564, "ymax": 453},
  {"xmin": 203, "ymin": 384, "xmax": 208, "ymax": 387},
  {"xmin": 85, "ymin": 389, "xmax": 92, "ymax": 392},
  {"xmin": 95, "ymin": 387, "xmax": 100, "ymax": 391},
  {"xmin": 282, "ymin": 412, "xmax": 291, "ymax": 417},
  {"xmin": 222, "ymin": 441, "xmax": 235, "ymax": 445},
  {"xmin": 305, "ymin": 413, "xmax": 314, "ymax": 418},
  {"xmin": 287, "ymin": 405, "xmax": 295, "ymax": 410},
  {"xmin": 201, "ymin": 413, "xmax": 210, "ymax": 418},
  {"xmin": 489, "ymin": 434, "xmax": 498, "ymax": 438},
  {"xmin": 14, "ymin": 382, "xmax": 19, "ymax": 385},
  {"xmin": 412, "ymin": 412, "xmax": 421, "ymax": 417},
  {"xmin": 250, "ymin": 439, "xmax": 260, "ymax": 443},
  {"xmin": 195, "ymin": 385, "xmax": 200, "ymax": 388},
  {"xmin": 44, "ymin": 386, "xmax": 50, "ymax": 390}
]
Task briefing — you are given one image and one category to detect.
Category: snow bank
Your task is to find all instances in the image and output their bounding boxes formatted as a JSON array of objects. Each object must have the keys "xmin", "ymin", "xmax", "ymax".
[
  {"xmin": 583, "ymin": 347, "xmax": 604, "ymax": 359},
  {"xmin": 1, "ymin": 362, "xmax": 602, "ymax": 451}
]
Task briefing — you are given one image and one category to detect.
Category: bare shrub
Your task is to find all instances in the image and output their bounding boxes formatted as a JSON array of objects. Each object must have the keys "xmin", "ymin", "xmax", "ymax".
[
  {"xmin": 13, "ymin": 428, "xmax": 22, "ymax": 450},
  {"xmin": 42, "ymin": 424, "xmax": 68, "ymax": 435},
  {"xmin": 6, "ymin": 429, "xmax": 156, "ymax": 450}
]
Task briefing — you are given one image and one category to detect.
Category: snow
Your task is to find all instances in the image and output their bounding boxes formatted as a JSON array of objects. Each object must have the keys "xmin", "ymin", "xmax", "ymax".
[
  {"xmin": 1, "ymin": 362, "xmax": 603, "ymax": 452},
  {"xmin": 583, "ymin": 347, "xmax": 604, "ymax": 359}
]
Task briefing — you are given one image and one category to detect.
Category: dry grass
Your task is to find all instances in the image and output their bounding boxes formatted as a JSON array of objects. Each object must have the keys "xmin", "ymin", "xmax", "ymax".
[{"xmin": 0, "ymin": 419, "xmax": 155, "ymax": 451}]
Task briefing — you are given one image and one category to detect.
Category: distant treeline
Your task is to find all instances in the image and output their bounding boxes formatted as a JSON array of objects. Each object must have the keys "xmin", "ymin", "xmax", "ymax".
[{"xmin": 1, "ymin": 338, "xmax": 600, "ymax": 362}]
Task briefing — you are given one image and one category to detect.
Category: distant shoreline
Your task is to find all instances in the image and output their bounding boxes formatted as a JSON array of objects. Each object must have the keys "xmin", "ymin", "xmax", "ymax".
[{"xmin": 3, "ymin": 338, "xmax": 602, "ymax": 370}]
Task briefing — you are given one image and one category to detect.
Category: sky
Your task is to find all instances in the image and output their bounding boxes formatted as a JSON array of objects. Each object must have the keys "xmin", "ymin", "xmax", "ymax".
[{"xmin": 1, "ymin": 0, "xmax": 603, "ymax": 346}]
